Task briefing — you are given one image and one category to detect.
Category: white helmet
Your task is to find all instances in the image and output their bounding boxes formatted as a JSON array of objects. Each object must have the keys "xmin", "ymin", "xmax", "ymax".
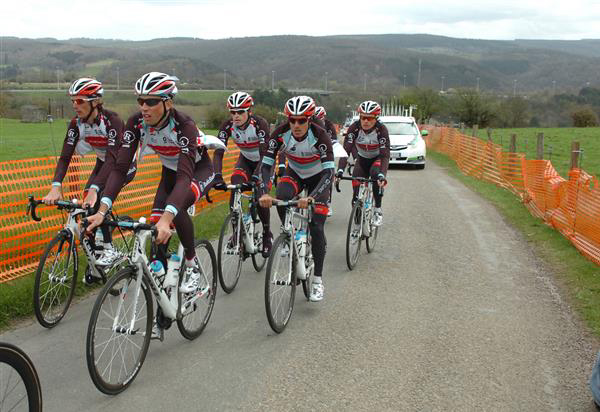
[
  {"xmin": 227, "ymin": 91, "xmax": 254, "ymax": 110},
  {"xmin": 358, "ymin": 100, "xmax": 381, "ymax": 116},
  {"xmin": 135, "ymin": 72, "xmax": 178, "ymax": 97},
  {"xmin": 314, "ymin": 106, "xmax": 326, "ymax": 119},
  {"xmin": 284, "ymin": 96, "xmax": 316, "ymax": 117},
  {"xmin": 68, "ymin": 78, "xmax": 103, "ymax": 97}
]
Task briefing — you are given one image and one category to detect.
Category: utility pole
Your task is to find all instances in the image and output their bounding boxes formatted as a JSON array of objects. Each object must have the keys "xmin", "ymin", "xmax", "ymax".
[
  {"xmin": 56, "ymin": 67, "xmax": 60, "ymax": 90},
  {"xmin": 441, "ymin": 75, "xmax": 445, "ymax": 92},
  {"xmin": 417, "ymin": 59, "xmax": 422, "ymax": 88},
  {"xmin": 325, "ymin": 72, "xmax": 328, "ymax": 92},
  {"xmin": 552, "ymin": 80, "xmax": 556, "ymax": 94},
  {"xmin": 271, "ymin": 70, "xmax": 275, "ymax": 90},
  {"xmin": 403, "ymin": 74, "xmax": 406, "ymax": 89},
  {"xmin": 513, "ymin": 79, "xmax": 517, "ymax": 97},
  {"xmin": 363, "ymin": 73, "xmax": 367, "ymax": 93},
  {"xmin": 224, "ymin": 69, "xmax": 227, "ymax": 90},
  {"xmin": 116, "ymin": 67, "xmax": 120, "ymax": 90}
]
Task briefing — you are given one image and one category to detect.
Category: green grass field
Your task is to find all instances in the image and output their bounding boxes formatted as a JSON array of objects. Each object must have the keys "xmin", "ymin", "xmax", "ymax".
[
  {"xmin": 467, "ymin": 127, "xmax": 600, "ymax": 178},
  {"xmin": 428, "ymin": 151, "xmax": 600, "ymax": 337},
  {"xmin": 0, "ymin": 118, "xmax": 219, "ymax": 162}
]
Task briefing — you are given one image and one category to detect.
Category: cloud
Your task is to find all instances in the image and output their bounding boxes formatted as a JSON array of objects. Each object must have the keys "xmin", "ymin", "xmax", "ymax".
[{"xmin": 2, "ymin": 0, "xmax": 600, "ymax": 41}]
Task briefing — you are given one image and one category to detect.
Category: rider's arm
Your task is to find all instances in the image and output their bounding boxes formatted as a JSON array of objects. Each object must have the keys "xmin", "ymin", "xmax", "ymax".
[
  {"xmin": 377, "ymin": 123, "xmax": 391, "ymax": 177},
  {"xmin": 309, "ymin": 125, "xmax": 335, "ymax": 199},
  {"xmin": 212, "ymin": 120, "xmax": 231, "ymax": 178},
  {"xmin": 89, "ymin": 111, "xmax": 125, "ymax": 192},
  {"xmin": 99, "ymin": 114, "xmax": 141, "ymax": 210},
  {"xmin": 257, "ymin": 125, "xmax": 285, "ymax": 194},
  {"xmin": 336, "ymin": 122, "xmax": 358, "ymax": 173},
  {"xmin": 50, "ymin": 119, "xmax": 79, "ymax": 186},
  {"xmin": 252, "ymin": 116, "xmax": 271, "ymax": 177},
  {"xmin": 163, "ymin": 121, "xmax": 199, "ymax": 217}
]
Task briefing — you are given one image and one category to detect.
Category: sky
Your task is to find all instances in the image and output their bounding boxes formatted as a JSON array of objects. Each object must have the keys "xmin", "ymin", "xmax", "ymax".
[{"xmin": 3, "ymin": 0, "xmax": 600, "ymax": 41}]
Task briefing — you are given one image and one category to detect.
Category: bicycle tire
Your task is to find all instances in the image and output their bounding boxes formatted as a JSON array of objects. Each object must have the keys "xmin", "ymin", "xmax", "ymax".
[
  {"xmin": 33, "ymin": 231, "xmax": 78, "ymax": 328},
  {"xmin": 345, "ymin": 203, "xmax": 363, "ymax": 270},
  {"xmin": 265, "ymin": 234, "xmax": 296, "ymax": 333},
  {"xmin": 301, "ymin": 237, "xmax": 313, "ymax": 300},
  {"xmin": 177, "ymin": 239, "xmax": 217, "ymax": 340},
  {"xmin": 0, "ymin": 342, "xmax": 43, "ymax": 412},
  {"xmin": 251, "ymin": 220, "xmax": 267, "ymax": 272},
  {"xmin": 86, "ymin": 267, "xmax": 152, "ymax": 395},
  {"xmin": 217, "ymin": 213, "xmax": 243, "ymax": 293},
  {"xmin": 365, "ymin": 193, "xmax": 378, "ymax": 253}
]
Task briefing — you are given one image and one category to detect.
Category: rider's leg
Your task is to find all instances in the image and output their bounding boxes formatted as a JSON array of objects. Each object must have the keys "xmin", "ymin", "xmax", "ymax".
[
  {"xmin": 351, "ymin": 157, "xmax": 368, "ymax": 205},
  {"xmin": 274, "ymin": 169, "xmax": 300, "ymax": 222}
]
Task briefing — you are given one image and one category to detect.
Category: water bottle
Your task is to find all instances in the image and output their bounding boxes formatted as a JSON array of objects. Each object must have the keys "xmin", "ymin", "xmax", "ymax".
[
  {"xmin": 149, "ymin": 260, "xmax": 166, "ymax": 284},
  {"xmin": 164, "ymin": 254, "xmax": 181, "ymax": 288},
  {"xmin": 365, "ymin": 196, "xmax": 371, "ymax": 210},
  {"xmin": 243, "ymin": 213, "xmax": 254, "ymax": 246},
  {"xmin": 295, "ymin": 230, "xmax": 307, "ymax": 280}
]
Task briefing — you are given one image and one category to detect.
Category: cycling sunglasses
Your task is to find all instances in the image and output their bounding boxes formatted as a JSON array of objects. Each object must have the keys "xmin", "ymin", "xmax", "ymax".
[
  {"xmin": 288, "ymin": 117, "xmax": 308, "ymax": 125},
  {"xmin": 360, "ymin": 115, "xmax": 376, "ymax": 121},
  {"xmin": 137, "ymin": 98, "xmax": 165, "ymax": 107},
  {"xmin": 71, "ymin": 98, "xmax": 96, "ymax": 105},
  {"xmin": 230, "ymin": 109, "xmax": 248, "ymax": 115}
]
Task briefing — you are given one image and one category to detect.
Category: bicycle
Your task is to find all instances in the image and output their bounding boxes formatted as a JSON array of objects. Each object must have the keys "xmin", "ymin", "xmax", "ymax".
[
  {"xmin": 335, "ymin": 176, "xmax": 383, "ymax": 270},
  {"xmin": 0, "ymin": 342, "xmax": 43, "ymax": 412},
  {"xmin": 216, "ymin": 182, "xmax": 266, "ymax": 294},
  {"xmin": 27, "ymin": 196, "xmax": 132, "ymax": 328},
  {"xmin": 264, "ymin": 199, "xmax": 314, "ymax": 333},
  {"xmin": 85, "ymin": 217, "xmax": 217, "ymax": 395}
]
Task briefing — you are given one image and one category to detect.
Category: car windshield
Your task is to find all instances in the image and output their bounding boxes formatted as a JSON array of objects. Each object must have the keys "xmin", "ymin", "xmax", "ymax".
[{"xmin": 383, "ymin": 122, "xmax": 418, "ymax": 135}]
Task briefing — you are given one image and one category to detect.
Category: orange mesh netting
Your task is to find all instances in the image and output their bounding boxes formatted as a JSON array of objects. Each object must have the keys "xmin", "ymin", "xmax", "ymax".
[
  {"xmin": 426, "ymin": 126, "xmax": 600, "ymax": 266},
  {"xmin": 0, "ymin": 142, "xmax": 240, "ymax": 283}
]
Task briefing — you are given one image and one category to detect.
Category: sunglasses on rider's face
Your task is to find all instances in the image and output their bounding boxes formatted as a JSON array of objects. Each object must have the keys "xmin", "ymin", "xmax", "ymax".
[
  {"xmin": 360, "ymin": 115, "xmax": 376, "ymax": 121},
  {"xmin": 71, "ymin": 98, "xmax": 96, "ymax": 105},
  {"xmin": 230, "ymin": 110, "xmax": 247, "ymax": 115},
  {"xmin": 288, "ymin": 117, "xmax": 308, "ymax": 125},
  {"xmin": 137, "ymin": 98, "xmax": 164, "ymax": 107}
]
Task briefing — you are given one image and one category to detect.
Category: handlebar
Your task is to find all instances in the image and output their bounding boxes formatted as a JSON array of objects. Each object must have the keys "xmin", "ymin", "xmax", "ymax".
[
  {"xmin": 334, "ymin": 176, "xmax": 385, "ymax": 195},
  {"xmin": 81, "ymin": 217, "xmax": 157, "ymax": 235},
  {"xmin": 27, "ymin": 195, "xmax": 89, "ymax": 222},
  {"xmin": 214, "ymin": 181, "xmax": 255, "ymax": 193}
]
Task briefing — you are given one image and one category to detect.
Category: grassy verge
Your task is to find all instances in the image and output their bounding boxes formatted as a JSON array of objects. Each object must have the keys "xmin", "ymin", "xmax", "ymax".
[
  {"xmin": 0, "ymin": 201, "xmax": 230, "ymax": 331},
  {"xmin": 429, "ymin": 150, "xmax": 600, "ymax": 336}
]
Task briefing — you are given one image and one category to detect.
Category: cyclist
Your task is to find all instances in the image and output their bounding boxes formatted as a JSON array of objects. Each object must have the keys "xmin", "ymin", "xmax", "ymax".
[
  {"xmin": 42, "ymin": 78, "xmax": 136, "ymax": 274},
  {"xmin": 86, "ymin": 72, "xmax": 215, "ymax": 302},
  {"xmin": 314, "ymin": 105, "xmax": 338, "ymax": 217},
  {"xmin": 212, "ymin": 91, "xmax": 273, "ymax": 257},
  {"xmin": 336, "ymin": 100, "xmax": 389, "ymax": 226},
  {"xmin": 258, "ymin": 96, "xmax": 334, "ymax": 302}
]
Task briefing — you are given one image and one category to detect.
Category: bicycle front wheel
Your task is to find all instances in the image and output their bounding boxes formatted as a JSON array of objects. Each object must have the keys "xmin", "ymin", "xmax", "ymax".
[
  {"xmin": 0, "ymin": 343, "xmax": 42, "ymax": 412},
  {"xmin": 86, "ymin": 267, "xmax": 152, "ymax": 395},
  {"xmin": 177, "ymin": 239, "xmax": 217, "ymax": 340},
  {"xmin": 265, "ymin": 234, "xmax": 296, "ymax": 333},
  {"xmin": 366, "ymin": 223, "xmax": 379, "ymax": 253},
  {"xmin": 346, "ymin": 203, "xmax": 363, "ymax": 270},
  {"xmin": 251, "ymin": 220, "xmax": 267, "ymax": 272},
  {"xmin": 33, "ymin": 231, "xmax": 78, "ymax": 328},
  {"xmin": 217, "ymin": 214, "xmax": 243, "ymax": 293}
]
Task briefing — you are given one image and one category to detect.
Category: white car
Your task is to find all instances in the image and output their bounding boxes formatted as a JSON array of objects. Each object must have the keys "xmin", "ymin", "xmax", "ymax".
[{"xmin": 379, "ymin": 116, "xmax": 426, "ymax": 169}]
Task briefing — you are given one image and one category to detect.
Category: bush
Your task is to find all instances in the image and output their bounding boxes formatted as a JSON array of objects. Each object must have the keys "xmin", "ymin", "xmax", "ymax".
[
  {"xmin": 205, "ymin": 104, "xmax": 229, "ymax": 129},
  {"xmin": 571, "ymin": 108, "xmax": 599, "ymax": 127}
]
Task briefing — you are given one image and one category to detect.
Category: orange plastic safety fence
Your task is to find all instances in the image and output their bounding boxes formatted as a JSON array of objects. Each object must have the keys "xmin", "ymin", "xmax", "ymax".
[
  {"xmin": 426, "ymin": 126, "xmax": 600, "ymax": 266},
  {"xmin": 0, "ymin": 142, "xmax": 240, "ymax": 283}
]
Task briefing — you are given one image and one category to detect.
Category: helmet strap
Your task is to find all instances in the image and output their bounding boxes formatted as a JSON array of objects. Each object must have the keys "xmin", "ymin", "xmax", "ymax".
[
  {"xmin": 151, "ymin": 101, "xmax": 171, "ymax": 128},
  {"xmin": 83, "ymin": 101, "xmax": 98, "ymax": 124}
]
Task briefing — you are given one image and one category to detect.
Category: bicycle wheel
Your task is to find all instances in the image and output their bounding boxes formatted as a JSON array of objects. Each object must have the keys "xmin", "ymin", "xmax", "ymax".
[
  {"xmin": 108, "ymin": 214, "xmax": 134, "ymax": 266},
  {"xmin": 345, "ymin": 203, "xmax": 363, "ymax": 270},
  {"xmin": 86, "ymin": 267, "xmax": 152, "ymax": 395},
  {"xmin": 366, "ymin": 220, "xmax": 379, "ymax": 253},
  {"xmin": 251, "ymin": 220, "xmax": 267, "ymax": 272},
  {"xmin": 0, "ymin": 343, "xmax": 42, "ymax": 412},
  {"xmin": 265, "ymin": 234, "xmax": 296, "ymax": 333},
  {"xmin": 177, "ymin": 239, "xmax": 217, "ymax": 340},
  {"xmin": 33, "ymin": 231, "xmax": 78, "ymax": 328},
  {"xmin": 301, "ymin": 238, "xmax": 314, "ymax": 300},
  {"xmin": 217, "ymin": 213, "xmax": 242, "ymax": 293}
]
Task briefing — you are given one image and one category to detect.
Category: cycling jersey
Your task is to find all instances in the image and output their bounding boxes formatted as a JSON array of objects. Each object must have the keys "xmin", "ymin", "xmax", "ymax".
[
  {"xmin": 213, "ymin": 114, "xmax": 270, "ymax": 173},
  {"xmin": 322, "ymin": 118, "xmax": 338, "ymax": 144},
  {"xmin": 101, "ymin": 109, "xmax": 204, "ymax": 216},
  {"xmin": 260, "ymin": 121, "xmax": 334, "ymax": 198},
  {"xmin": 338, "ymin": 121, "xmax": 390, "ymax": 176},
  {"xmin": 52, "ymin": 108, "xmax": 124, "ymax": 187}
]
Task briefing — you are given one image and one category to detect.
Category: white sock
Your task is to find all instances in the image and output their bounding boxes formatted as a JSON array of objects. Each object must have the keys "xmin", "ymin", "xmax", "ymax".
[
  {"xmin": 313, "ymin": 276, "xmax": 322, "ymax": 284},
  {"xmin": 185, "ymin": 257, "xmax": 196, "ymax": 267},
  {"xmin": 374, "ymin": 207, "xmax": 382, "ymax": 213}
]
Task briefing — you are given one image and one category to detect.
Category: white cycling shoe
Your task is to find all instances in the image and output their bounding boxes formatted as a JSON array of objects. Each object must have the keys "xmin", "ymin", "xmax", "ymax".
[{"xmin": 309, "ymin": 281, "xmax": 324, "ymax": 302}]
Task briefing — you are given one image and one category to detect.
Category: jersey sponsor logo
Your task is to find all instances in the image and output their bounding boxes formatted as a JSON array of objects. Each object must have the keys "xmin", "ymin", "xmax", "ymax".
[
  {"xmin": 268, "ymin": 139, "xmax": 278, "ymax": 149},
  {"xmin": 257, "ymin": 130, "xmax": 266, "ymax": 138},
  {"xmin": 108, "ymin": 128, "xmax": 117, "ymax": 145},
  {"xmin": 179, "ymin": 136, "xmax": 190, "ymax": 154},
  {"xmin": 318, "ymin": 143, "xmax": 328, "ymax": 155},
  {"xmin": 218, "ymin": 131, "xmax": 226, "ymax": 139},
  {"xmin": 379, "ymin": 138, "xmax": 386, "ymax": 145},
  {"xmin": 123, "ymin": 131, "xmax": 135, "ymax": 144},
  {"xmin": 67, "ymin": 129, "xmax": 76, "ymax": 144}
]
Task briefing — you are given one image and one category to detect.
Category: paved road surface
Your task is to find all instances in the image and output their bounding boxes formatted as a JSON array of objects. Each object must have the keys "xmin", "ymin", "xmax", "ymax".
[{"xmin": 2, "ymin": 160, "xmax": 597, "ymax": 411}]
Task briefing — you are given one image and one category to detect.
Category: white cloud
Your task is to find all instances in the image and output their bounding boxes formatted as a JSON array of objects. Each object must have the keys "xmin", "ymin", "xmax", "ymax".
[{"xmin": 2, "ymin": 0, "xmax": 600, "ymax": 40}]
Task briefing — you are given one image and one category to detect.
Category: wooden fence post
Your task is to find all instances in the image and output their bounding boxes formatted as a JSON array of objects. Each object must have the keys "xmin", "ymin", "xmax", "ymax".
[
  {"xmin": 571, "ymin": 141, "xmax": 580, "ymax": 169},
  {"xmin": 536, "ymin": 133, "xmax": 544, "ymax": 160},
  {"xmin": 486, "ymin": 128, "xmax": 492, "ymax": 141},
  {"xmin": 472, "ymin": 124, "xmax": 479, "ymax": 137},
  {"xmin": 509, "ymin": 134, "xmax": 517, "ymax": 153}
]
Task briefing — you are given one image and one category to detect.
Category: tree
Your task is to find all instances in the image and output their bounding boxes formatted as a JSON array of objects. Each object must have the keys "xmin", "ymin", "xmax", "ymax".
[
  {"xmin": 404, "ymin": 88, "xmax": 443, "ymax": 123},
  {"xmin": 497, "ymin": 97, "xmax": 529, "ymax": 127},
  {"xmin": 450, "ymin": 88, "xmax": 495, "ymax": 127},
  {"xmin": 571, "ymin": 107, "xmax": 599, "ymax": 127}
]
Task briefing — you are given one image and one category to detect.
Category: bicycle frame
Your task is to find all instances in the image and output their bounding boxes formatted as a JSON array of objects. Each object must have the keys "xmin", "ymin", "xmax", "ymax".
[
  {"xmin": 228, "ymin": 184, "xmax": 260, "ymax": 255},
  {"xmin": 277, "ymin": 200, "xmax": 313, "ymax": 284}
]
